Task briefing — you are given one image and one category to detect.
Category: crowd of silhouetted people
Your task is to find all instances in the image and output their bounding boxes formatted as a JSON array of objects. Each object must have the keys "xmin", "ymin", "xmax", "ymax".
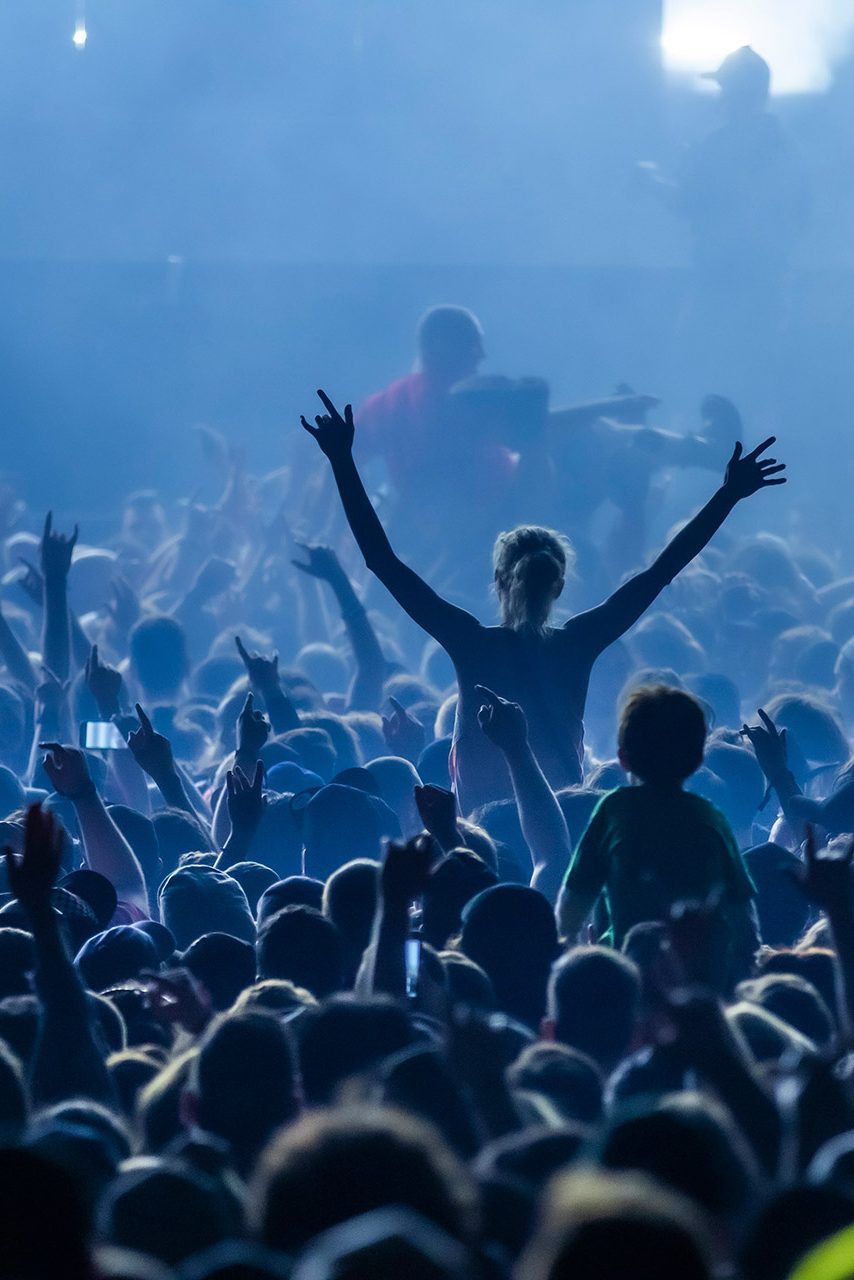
[{"xmin": 4, "ymin": 349, "xmax": 854, "ymax": 1280}]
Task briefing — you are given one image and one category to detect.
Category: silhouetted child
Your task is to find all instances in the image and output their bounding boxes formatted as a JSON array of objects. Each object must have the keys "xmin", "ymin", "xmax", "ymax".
[{"xmin": 558, "ymin": 686, "xmax": 756, "ymax": 962}]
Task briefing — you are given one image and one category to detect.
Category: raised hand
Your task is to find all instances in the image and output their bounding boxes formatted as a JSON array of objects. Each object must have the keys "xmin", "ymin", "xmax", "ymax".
[
  {"xmin": 741, "ymin": 708, "xmax": 788, "ymax": 781},
  {"xmin": 40, "ymin": 742, "xmax": 95, "ymax": 800},
  {"xmin": 476, "ymin": 685, "xmax": 529, "ymax": 754},
  {"xmin": 291, "ymin": 543, "xmax": 343, "ymax": 583},
  {"xmin": 127, "ymin": 704, "xmax": 175, "ymax": 780},
  {"xmin": 40, "ymin": 511, "xmax": 79, "ymax": 583},
  {"xmin": 414, "ymin": 784, "xmax": 458, "ymax": 848},
  {"xmin": 792, "ymin": 826, "xmax": 854, "ymax": 917},
  {"xmin": 382, "ymin": 697, "xmax": 426, "ymax": 763},
  {"xmin": 236, "ymin": 691, "xmax": 271, "ymax": 760},
  {"xmin": 4, "ymin": 803, "xmax": 64, "ymax": 915},
  {"xmin": 85, "ymin": 644, "xmax": 123, "ymax": 719},
  {"xmin": 226, "ymin": 762, "xmax": 265, "ymax": 836},
  {"xmin": 300, "ymin": 389, "xmax": 355, "ymax": 463},
  {"xmin": 721, "ymin": 438, "xmax": 786, "ymax": 501},
  {"xmin": 235, "ymin": 634, "xmax": 280, "ymax": 695},
  {"xmin": 381, "ymin": 834, "xmax": 435, "ymax": 905}
]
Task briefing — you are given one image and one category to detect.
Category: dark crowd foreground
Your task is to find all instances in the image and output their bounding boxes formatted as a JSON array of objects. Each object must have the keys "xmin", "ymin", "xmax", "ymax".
[{"xmin": 5, "ymin": 367, "xmax": 854, "ymax": 1280}]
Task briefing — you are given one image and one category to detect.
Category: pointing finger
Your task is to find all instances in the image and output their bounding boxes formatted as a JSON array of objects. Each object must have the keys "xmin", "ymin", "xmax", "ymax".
[
  {"xmin": 746, "ymin": 436, "xmax": 776, "ymax": 460},
  {"xmin": 135, "ymin": 704, "xmax": 153, "ymax": 734}
]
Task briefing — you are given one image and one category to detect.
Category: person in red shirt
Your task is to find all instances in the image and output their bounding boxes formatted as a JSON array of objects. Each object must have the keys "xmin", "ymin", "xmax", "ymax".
[
  {"xmin": 358, "ymin": 304, "xmax": 487, "ymax": 490},
  {"xmin": 357, "ymin": 307, "xmax": 521, "ymax": 587}
]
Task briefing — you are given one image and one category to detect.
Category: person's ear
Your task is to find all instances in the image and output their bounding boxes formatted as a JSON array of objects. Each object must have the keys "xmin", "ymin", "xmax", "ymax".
[
  {"xmin": 617, "ymin": 748, "xmax": 630, "ymax": 772},
  {"xmin": 540, "ymin": 1016, "xmax": 556, "ymax": 1042},
  {"xmin": 552, "ymin": 577, "xmax": 565, "ymax": 601}
]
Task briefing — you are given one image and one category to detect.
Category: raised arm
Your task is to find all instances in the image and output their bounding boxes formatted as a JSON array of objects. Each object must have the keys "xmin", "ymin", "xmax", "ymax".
[
  {"xmin": 741, "ymin": 708, "xmax": 836, "ymax": 842},
  {"xmin": 358, "ymin": 835, "xmax": 434, "ymax": 1001},
  {"xmin": 476, "ymin": 686, "xmax": 572, "ymax": 905},
  {"xmin": 573, "ymin": 437, "xmax": 786, "ymax": 654},
  {"xmin": 5, "ymin": 804, "xmax": 114, "ymax": 1105},
  {"xmin": 39, "ymin": 512, "xmax": 77, "ymax": 683},
  {"xmin": 16, "ymin": 555, "xmax": 91, "ymax": 674},
  {"xmin": 292, "ymin": 543, "xmax": 386, "ymax": 711},
  {"xmin": 301, "ymin": 390, "xmax": 477, "ymax": 650},
  {"xmin": 41, "ymin": 743, "xmax": 148, "ymax": 915},
  {"xmin": 235, "ymin": 635, "xmax": 300, "ymax": 734},
  {"xmin": 125, "ymin": 705, "xmax": 210, "ymax": 835}
]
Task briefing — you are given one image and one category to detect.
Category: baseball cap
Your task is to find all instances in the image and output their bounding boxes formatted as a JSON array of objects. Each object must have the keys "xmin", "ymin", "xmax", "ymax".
[{"xmin": 701, "ymin": 45, "xmax": 771, "ymax": 95}]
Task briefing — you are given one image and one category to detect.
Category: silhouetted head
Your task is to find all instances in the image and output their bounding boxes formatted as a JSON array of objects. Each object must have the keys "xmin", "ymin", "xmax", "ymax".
[
  {"xmin": 253, "ymin": 1106, "xmax": 479, "ymax": 1253},
  {"xmin": 191, "ymin": 1009, "xmax": 300, "ymax": 1174},
  {"xmin": 130, "ymin": 616, "xmax": 190, "ymax": 701},
  {"xmin": 519, "ymin": 1167, "xmax": 713, "ymax": 1280},
  {"xmin": 546, "ymin": 946, "xmax": 641, "ymax": 1073},
  {"xmin": 493, "ymin": 526, "xmax": 574, "ymax": 634},
  {"xmin": 416, "ymin": 306, "xmax": 485, "ymax": 386},
  {"xmin": 702, "ymin": 45, "xmax": 771, "ymax": 117},
  {"xmin": 618, "ymin": 685, "xmax": 706, "ymax": 785}
]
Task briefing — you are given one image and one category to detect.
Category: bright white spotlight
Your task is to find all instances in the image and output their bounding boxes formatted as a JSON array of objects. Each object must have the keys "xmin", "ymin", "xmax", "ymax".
[
  {"xmin": 660, "ymin": 14, "xmax": 751, "ymax": 78},
  {"xmin": 72, "ymin": 21, "xmax": 88, "ymax": 49},
  {"xmin": 661, "ymin": 0, "xmax": 854, "ymax": 95}
]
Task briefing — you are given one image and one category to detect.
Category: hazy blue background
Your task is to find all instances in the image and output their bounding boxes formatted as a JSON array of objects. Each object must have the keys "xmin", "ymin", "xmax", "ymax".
[{"xmin": 1, "ymin": 0, "xmax": 853, "ymax": 549}]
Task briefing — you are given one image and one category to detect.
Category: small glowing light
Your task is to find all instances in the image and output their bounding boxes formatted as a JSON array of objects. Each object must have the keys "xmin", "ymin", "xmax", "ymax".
[{"xmin": 72, "ymin": 21, "xmax": 87, "ymax": 48}]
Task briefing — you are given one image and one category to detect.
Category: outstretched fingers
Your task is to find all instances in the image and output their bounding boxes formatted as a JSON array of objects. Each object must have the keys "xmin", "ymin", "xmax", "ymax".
[{"xmin": 746, "ymin": 436, "xmax": 776, "ymax": 460}]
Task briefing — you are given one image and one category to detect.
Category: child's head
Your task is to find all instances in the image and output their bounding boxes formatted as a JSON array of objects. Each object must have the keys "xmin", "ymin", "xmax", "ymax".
[{"xmin": 618, "ymin": 685, "xmax": 706, "ymax": 785}]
